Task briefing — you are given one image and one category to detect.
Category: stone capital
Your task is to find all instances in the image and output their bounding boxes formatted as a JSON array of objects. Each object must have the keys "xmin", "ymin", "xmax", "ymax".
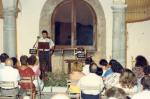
[
  {"xmin": 111, "ymin": 4, "xmax": 127, "ymax": 12},
  {"xmin": 113, "ymin": 0, "xmax": 125, "ymax": 4}
]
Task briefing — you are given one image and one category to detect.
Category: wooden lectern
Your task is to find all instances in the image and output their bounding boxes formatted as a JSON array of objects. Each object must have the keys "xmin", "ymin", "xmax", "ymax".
[{"xmin": 38, "ymin": 42, "xmax": 50, "ymax": 50}]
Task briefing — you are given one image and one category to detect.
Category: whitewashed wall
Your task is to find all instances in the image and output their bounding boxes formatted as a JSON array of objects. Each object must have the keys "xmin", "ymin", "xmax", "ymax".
[
  {"xmin": 1, "ymin": 0, "xmax": 149, "ymax": 69},
  {"xmin": 99, "ymin": 0, "xmax": 113, "ymax": 61},
  {"xmin": 17, "ymin": 0, "xmax": 46, "ymax": 57},
  {"xmin": 0, "ymin": 19, "xmax": 3, "ymax": 54},
  {"xmin": 127, "ymin": 20, "xmax": 150, "ymax": 69},
  {"xmin": 17, "ymin": 0, "xmax": 113, "ymax": 59}
]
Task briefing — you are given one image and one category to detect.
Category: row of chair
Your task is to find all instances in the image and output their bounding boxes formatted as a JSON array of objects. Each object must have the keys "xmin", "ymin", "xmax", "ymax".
[{"xmin": 0, "ymin": 77, "xmax": 35, "ymax": 99}]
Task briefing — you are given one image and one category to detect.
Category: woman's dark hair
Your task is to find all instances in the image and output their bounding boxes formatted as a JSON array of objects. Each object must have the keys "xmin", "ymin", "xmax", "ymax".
[
  {"xmin": 111, "ymin": 60, "xmax": 124, "ymax": 73},
  {"xmin": 28, "ymin": 55, "xmax": 37, "ymax": 65},
  {"xmin": 141, "ymin": 76, "xmax": 150, "ymax": 90},
  {"xmin": 99, "ymin": 59, "xmax": 108, "ymax": 66},
  {"xmin": 20, "ymin": 55, "xmax": 28, "ymax": 66},
  {"xmin": 11, "ymin": 57, "xmax": 18, "ymax": 68},
  {"xmin": 135, "ymin": 55, "xmax": 148, "ymax": 67}
]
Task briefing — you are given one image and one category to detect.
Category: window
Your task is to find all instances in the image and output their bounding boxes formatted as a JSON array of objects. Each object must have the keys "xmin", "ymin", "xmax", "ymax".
[{"xmin": 52, "ymin": 0, "xmax": 96, "ymax": 50}]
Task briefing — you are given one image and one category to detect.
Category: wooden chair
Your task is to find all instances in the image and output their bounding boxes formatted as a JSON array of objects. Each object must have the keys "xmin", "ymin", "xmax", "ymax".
[
  {"xmin": 19, "ymin": 76, "xmax": 34, "ymax": 99},
  {"xmin": 0, "ymin": 81, "xmax": 18, "ymax": 99}
]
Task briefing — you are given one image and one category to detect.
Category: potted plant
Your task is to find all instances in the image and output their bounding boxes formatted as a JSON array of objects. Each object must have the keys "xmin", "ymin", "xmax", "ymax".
[{"xmin": 43, "ymin": 71, "xmax": 69, "ymax": 93}]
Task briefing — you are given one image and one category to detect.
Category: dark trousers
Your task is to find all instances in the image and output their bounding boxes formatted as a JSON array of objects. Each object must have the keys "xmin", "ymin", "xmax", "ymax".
[
  {"xmin": 38, "ymin": 51, "xmax": 52, "ymax": 72},
  {"xmin": 81, "ymin": 92, "xmax": 100, "ymax": 99}
]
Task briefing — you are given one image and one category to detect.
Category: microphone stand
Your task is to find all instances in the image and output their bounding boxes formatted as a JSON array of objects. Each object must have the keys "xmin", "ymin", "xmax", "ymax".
[{"xmin": 33, "ymin": 37, "xmax": 40, "ymax": 48}]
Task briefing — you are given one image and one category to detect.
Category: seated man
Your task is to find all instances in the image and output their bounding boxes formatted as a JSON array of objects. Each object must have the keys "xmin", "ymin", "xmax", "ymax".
[
  {"xmin": 77, "ymin": 63, "xmax": 104, "ymax": 99},
  {"xmin": 0, "ymin": 58, "xmax": 20, "ymax": 96}
]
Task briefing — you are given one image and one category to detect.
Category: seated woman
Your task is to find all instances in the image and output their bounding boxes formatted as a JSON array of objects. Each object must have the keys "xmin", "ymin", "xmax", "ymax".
[
  {"xmin": 28, "ymin": 55, "xmax": 44, "ymax": 91},
  {"xmin": 19, "ymin": 55, "xmax": 36, "ymax": 99},
  {"xmin": 69, "ymin": 61, "xmax": 85, "ymax": 98},
  {"xmin": 105, "ymin": 60, "xmax": 124, "ymax": 89},
  {"xmin": 115, "ymin": 68, "xmax": 138, "ymax": 97}
]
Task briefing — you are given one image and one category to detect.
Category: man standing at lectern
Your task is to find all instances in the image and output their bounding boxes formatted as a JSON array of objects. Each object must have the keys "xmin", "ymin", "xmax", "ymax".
[{"xmin": 38, "ymin": 30, "xmax": 54, "ymax": 72}]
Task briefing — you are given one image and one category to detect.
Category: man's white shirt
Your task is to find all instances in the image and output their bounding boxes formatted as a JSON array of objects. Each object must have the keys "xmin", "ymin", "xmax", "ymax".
[
  {"xmin": 0, "ymin": 66, "xmax": 20, "ymax": 88},
  {"xmin": 77, "ymin": 73, "xmax": 104, "ymax": 95}
]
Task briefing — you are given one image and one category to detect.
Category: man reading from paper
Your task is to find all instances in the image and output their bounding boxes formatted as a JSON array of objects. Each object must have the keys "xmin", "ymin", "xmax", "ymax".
[{"xmin": 38, "ymin": 30, "xmax": 54, "ymax": 72}]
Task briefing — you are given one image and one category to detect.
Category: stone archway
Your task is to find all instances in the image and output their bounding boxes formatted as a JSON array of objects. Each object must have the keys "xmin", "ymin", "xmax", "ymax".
[{"xmin": 39, "ymin": 0, "xmax": 106, "ymax": 71}]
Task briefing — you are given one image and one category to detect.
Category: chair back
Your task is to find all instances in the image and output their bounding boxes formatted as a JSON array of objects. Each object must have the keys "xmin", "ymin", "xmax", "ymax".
[
  {"xmin": 19, "ymin": 76, "xmax": 33, "ymax": 96},
  {"xmin": 0, "ymin": 81, "xmax": 17, "ymax": 99}
]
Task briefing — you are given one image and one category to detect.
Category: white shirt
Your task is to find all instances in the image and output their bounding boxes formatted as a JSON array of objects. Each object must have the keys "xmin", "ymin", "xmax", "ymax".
[
  {"xmin": 82, "ymin": 64, "xmax": 90, "ymax": 75},
  {"xmin": 0, "ymin": 66, "xmax": 20, "ymax": 88},
  {"xmin": 132, "ymin": 90, "xmax": 150, "ymax": 99},
  {"xmin": 77, "ymin": 73, "xmax": 104, "ymax": 95},
  {"xmin": 38, "ymin": 37, "xmax": 54, "ymax": 49},
  {"xmin": 0, "ymin": 63, "xmax": 5, "ymax": 69},
  {"xmin": 105, "ymin": 73, "xmax": 120, "ymax": 89}
]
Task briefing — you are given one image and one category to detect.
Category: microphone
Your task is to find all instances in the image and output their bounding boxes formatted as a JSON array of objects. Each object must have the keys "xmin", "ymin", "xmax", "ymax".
[{"xmin": 37, "ymin": 36, "xmax": 41, "ymax": 39}]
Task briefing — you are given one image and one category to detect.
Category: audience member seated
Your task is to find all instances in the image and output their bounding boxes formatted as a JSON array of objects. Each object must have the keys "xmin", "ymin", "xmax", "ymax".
[
  {"xmin": 132, "ymin": 55, "xmax": 148, "ymax": 79},
  {"xmin": 11, "ymin": 57, "xmax": 20, "ymax": 69},
  {"xmin": 99, "ymin": 59, "xmax": 112, "ymax": 78},
  {"xmin": 19, "ymin": 55, "xmax": 36, "ymax": 99},
  {"xmin": 69, "ymin": 61, "xmax": 85, "ymax": 98},
  {"xmin": 77, "ymin": 62, "xmax": 104, "ymax": 99},
  {"xmin": 82, "ymin": 56, "xmax": 93, "ymax": 75},
  {"xmin": 0, "ymin": 53, "xmax": 9, "ymax": 69},
  {"xmin": 132, "ymin": 75, "xmax": 150, "ymax": 99},
  {"xmin": 143, "ymin": 65, "xmax": 150, "ymax": 76},
  {"xmin": 96, "ymin": 66, "xmax": 103, "ymax": 76},
  {"xmin": 51, "ymin": 93, "xmax": 70, "ymax": 99},
  {"xmin": 28, "ymin": 55, "xmax": 44, "ymax": 91},
  {"xmin": 0, "ymin": 58, "xmax": 20, "ymax": 96},
  {"xmin": 105, "ymin": 60, "xmax": 124, "ymax": 89},
  {"xmin": 115, "ymin": 69, "xmax": 138, "ymax": 97},
  {"xmin": 105, "ymin": 87, "xmax": 128, "ymax": 99}
]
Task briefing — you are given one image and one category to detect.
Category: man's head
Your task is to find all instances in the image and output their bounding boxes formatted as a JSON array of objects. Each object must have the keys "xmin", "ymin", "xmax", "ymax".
[
  {"xmin": 0, "ymin": 53, "xmax": 9, "ymax": 63},
  {"xmin": 5, "ymin": 58, "xmax": 13, "ymax": 66},
  {"xmin": 99, "ymin": 59, "xmax": 108, "ymax": 70},
  {"xmin": 42, "ymin": 30, "xmax": 48, "ymax": 39},
  {"xmin": 89, "ymin": 62, "xmax": 98, "ymax": 73},
  {"xmin": 141, "ymin": 76, "xmax": 150, "ymax": 90}
]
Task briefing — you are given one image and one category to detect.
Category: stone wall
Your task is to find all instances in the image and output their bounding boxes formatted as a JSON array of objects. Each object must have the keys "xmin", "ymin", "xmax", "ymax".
[{"xmin": 39, "ymin": 0, "xmax": 106, "ymax": 72}]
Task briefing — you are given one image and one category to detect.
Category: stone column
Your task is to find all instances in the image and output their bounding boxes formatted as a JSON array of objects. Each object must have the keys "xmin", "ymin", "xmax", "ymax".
[
  {"xmin": 111, "ymin": 1, "xmax": 127, "ymax": 66},
  {"xmin": 2, "ymin": 0, "xmax": 17, "ymax": 57}
]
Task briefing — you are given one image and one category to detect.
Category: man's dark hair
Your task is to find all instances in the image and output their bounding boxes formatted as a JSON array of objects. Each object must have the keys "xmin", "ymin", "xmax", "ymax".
[
  {"xmin": 0, "ymin": 53, "xmax": 9, "ymax": 62},
  {"xmin": 99, "ymin": 59, "xmax": 108, "ymax": 66},
  {"xmin": 20, "ymin": 55, "xmax": 28, "ymax": 65},
  {"xmin": 42, "ymin": 30, "xmax": 48, "ymax": 34},
  {"xmin": 141, "ymin": 76, "xmax": 150, "ymax": 90}
]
